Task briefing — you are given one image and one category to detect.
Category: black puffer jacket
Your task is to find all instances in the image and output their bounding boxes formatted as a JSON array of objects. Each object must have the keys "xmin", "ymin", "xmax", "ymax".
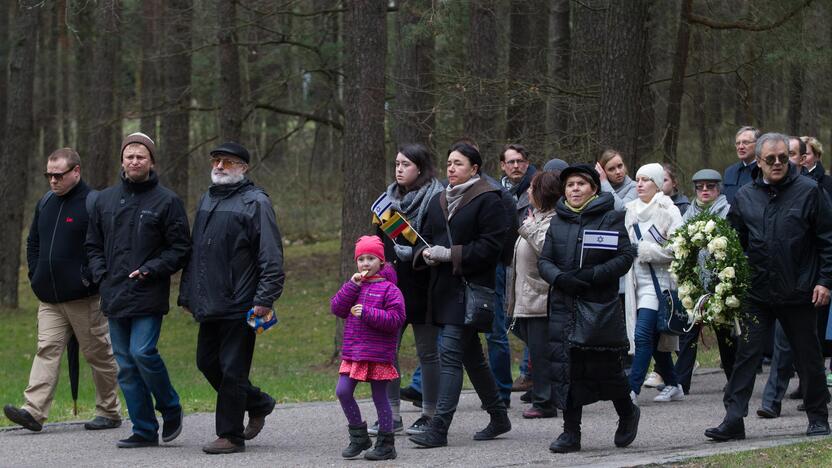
[
  {"xmin": 538, "ymin": 192, "xmax": 635, "ymax": 409},
  {"xmin": 178, "ymin": 179, "xmax": 285, "ymax": 322},
  {"xmin": 86, "ymin": 171, "xmax": 191, "ymax": 318},
  {"xmin": 414, "ymin": 178, "xmax": 507, "ymax": 326},
  {"xmin": 27, "ymin": 180, "xmax": 98, "ymax": 303},
  {"xmin": 728, "ymin": 164, "xmax": 832, "ymax": 306}
]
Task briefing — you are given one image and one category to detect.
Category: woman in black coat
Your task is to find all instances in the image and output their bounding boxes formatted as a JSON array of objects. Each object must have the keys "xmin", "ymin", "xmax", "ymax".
[
  {"xmin": 408, "ymin": 142, "xmax": 510, "ymax": 448},
  {"xmin": 537, "ymin": 164, "xmax": 639, "ymax": 453},
  {"xmin": 378, "ymin": 143, "xmax": 444, "ymax": 435}
]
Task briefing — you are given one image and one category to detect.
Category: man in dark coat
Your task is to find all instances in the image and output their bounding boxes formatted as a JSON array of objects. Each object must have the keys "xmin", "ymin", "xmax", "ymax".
[
  {"xmin": 178, "ymin": 142, "xmax": 285, "ymax": 454},
  {"xmin": 86, "ymin": 132, "xmax": 191, "ymax": 448},
  {"xmin": 538, "ymin": 164, "xmax": 638, "ymax": 453},
  {"xmin": 4, "ymin": 148, "xmax": 121, "ymax": 433},
  {"xmin": 706, "ymin": 133, "xmax": 832, "ymax": 441}
]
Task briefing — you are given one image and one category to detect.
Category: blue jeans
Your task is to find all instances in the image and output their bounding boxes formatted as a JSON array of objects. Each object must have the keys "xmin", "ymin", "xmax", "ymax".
[
  {"xmin": 520, "ymin": 347, "xmax": 531, "ymax": 378},
  {"xmin": 109, "ymin": 316, "xmax": 181, "ymax": 440},
  {"xmin": 629, "ymin": 308, "xmax": 678, "ymax": 394},
  {"xmin": 486, "ymin": 263, "xmax": 512, "ymax": 401}
]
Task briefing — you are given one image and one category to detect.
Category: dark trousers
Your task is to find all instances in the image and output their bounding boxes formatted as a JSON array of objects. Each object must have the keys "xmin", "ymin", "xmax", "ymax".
[
  {"xmin": 562, "ymin": 398, "xmax": 633, "ymax": 433},
  {"xmin": 512, "ymin": 316, "xmax": 554, "ymax": 411},
  {"xmin": 723, "ymin": 304, "xmax": 829, "ymax": 424},
  {"xmin": 675, "ymin": 323, "xmax": 736, "ymax": 393},
  {"xmin": 196, "ymin": 319, "xmax": 274, "ymax": 444},
  {"xmin": 761, "ymin": 321, "xmax": 795, "ymax": 413},
  {"xmin": 435, "ymin": 324, "xmax": 505, "ymax": 428}
]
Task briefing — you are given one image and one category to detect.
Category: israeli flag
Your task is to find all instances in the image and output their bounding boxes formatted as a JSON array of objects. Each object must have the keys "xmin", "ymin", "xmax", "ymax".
[
  {"xmin": 582, "ymin": 230, "xmax": 619, "ymax": 251},
  {"xmin": 648, "ymin": 224, "xmax": 668, "ymax": 246},
  {"xmin": 371, "ymin": 193, "xmax": 393, "ymax": 219}
]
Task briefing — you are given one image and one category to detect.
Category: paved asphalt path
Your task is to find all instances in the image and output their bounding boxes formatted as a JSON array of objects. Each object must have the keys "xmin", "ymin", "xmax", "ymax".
[{"xmin": 0, "ymin": 368, "xmax": 828, "ymax": 467}]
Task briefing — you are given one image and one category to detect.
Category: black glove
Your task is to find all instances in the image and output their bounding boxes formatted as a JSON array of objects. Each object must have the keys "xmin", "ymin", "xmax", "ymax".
[
  {"xmin": 575, "ymin": 268, "xmax": 594, "ymax": 284},
  {"xmin": 556, "ymin": 270, "xmax": 590, "ymax": 296}
]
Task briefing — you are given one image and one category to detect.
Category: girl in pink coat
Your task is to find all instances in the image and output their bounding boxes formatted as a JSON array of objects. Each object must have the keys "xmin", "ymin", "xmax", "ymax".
[{"xmin": 330, "ymin": 235, "xmax": 406, "ymax": 460}]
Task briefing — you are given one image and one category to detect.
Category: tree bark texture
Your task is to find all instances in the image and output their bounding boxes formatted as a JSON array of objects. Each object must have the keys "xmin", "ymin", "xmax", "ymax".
[
  {"xmin": 218, "ymin": 0, "xmax": 243, "ymax": 142},
  {"xmin": 464, "ymin": 0, "xmax": 499, "ymax": 174},
  {"xmin": 505, "ymin": 0, "xmax": 548, "ymax": 159},
  {"xmin": 84, "ymin": 0, "xmax": 121, "ymax": 189},
  {"xmin": 392, "ymin": 0, "xmax": 436, "ymax": 148},
  {"xmin": 662, "ymin": 0, "xmax": 692, "ymax": 165},
  {"xmin": 0, "ymin": 0, "xmax": 38, "ymax": 307},
  {"xmin": 598, "ymin": 0, "xmax": 649, "ymax": 167},
  {"xmin": 547, "ymin": 0, "xmax": 570, "ymax": 150},
  {"xmin": 0, "ymin": 0, "xmax": 10, "ymax": 147},
  {"xmin": 40, "ymin": 3, "xmax": 60, "ymax": 155},
  {"xmin": 160, "ymin": 0, "xmax": 193, "ymax": 204},
  {"xmin": 140, "ymin": 0, "xmax": 163, "ymax": 140},
  {"xmin": 568, "ymin": 0, "xmax": 607, "ymax": 159}
]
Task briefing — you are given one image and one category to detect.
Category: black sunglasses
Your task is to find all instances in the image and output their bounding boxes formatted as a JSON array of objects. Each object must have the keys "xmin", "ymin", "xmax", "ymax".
[
  {"xmin": 43, "ymin": 165, "xmax": 78, "ymax": 181},
  {"xmin": 762, "ymin": 154, "xmax": 789, "ymax": 166}
]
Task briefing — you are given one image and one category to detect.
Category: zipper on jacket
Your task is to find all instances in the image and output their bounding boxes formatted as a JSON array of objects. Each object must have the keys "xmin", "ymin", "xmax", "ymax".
[{"xmin": 48, "ymin": 200, "xmax": 65, "ymax": 302}]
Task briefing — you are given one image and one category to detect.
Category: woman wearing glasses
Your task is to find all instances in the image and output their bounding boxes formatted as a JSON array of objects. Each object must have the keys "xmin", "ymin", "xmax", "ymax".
[{"xmin": 672, "ymin": 169, "xmax": 736, "ymax": 395}]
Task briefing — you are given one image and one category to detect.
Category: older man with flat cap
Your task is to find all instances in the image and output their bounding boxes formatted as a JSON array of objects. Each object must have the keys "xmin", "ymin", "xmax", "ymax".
[{"xmin": 179, "ymin": 141, "xmax": 285, "ymax": 454}]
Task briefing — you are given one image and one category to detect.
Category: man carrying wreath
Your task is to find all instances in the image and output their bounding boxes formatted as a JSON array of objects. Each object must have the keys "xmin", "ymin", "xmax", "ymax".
[{"xmin": 705, "ymin": 133, "xmax": 832, "ymax": 441}]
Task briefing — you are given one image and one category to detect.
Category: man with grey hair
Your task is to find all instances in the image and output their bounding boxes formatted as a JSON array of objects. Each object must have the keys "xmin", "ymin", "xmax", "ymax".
[
  {"xmin": 705, "ymin": 132, "xmax": 832, "ymax": 441},
  {"xmin": 723, "ymin": 126, "xmax": 761, "ymax": 204},
  {"xmin": 178, "ymin": 141, "xmax": 285, "ymax": 454},
  {"xmin": 4, "ymin": 148, "xmax": 121, "ymax": 433}
]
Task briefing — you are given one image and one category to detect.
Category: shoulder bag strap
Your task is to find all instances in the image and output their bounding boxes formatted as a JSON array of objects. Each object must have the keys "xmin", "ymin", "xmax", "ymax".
[{"xmin": 444, "ymin": 218, "xmax": 470, "ymax": 285}]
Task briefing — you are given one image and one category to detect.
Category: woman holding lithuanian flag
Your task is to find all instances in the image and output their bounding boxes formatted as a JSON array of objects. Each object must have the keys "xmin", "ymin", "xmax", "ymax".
[{"xmin": 375, "ymin": 144, "xmax": 444, "ymax": 437}]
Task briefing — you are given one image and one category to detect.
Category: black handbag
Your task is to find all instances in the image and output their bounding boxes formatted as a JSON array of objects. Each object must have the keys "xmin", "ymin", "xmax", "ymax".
[
  {"xmin": 569, "ymin": 296, "xmax": 628, "ymax": 349},
  {"xmin": 633, "ymin": 224, "xmax": 689, "ymax": 336},
  {"xmin": 444, "ymin": 218, "xmax": 495, "ymax": 333}
]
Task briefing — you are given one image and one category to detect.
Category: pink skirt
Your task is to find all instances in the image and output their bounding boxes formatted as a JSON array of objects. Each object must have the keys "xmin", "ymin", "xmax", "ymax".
[{"xmin": 339, "ymin": 359, "xmax": 399, "ymax": 382}]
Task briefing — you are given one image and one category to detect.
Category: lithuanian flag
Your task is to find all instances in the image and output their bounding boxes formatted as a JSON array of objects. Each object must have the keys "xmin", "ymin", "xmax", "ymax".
[{"xmin": 380, "ymin": 212, "xmax": 418, "ymax": 244}]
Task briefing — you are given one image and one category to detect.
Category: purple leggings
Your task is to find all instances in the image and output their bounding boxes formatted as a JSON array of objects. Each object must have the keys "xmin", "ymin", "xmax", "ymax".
[{"xmin": 336, "ymin": 374, "xmax": 393, "ymax": 432}]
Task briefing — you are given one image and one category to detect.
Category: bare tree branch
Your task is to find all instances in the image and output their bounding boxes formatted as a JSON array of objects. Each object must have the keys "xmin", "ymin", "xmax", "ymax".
[
  {"xmin": 254, "ymin": 103, "xmax": 344, "ymax": 131},
  {"xmin": 689, "ymin": 0, "xmax": 812, "ymax": 31}
]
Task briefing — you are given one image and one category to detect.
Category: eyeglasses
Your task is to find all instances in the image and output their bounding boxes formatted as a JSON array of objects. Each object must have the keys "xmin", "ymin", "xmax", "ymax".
[
  {"xmin": 43, "ymin": 165, "xmax": 78, "ymax": 181},
  {"xmin": 735, "ymin": 140, "xmax": 755, "ymax": 147},
  {"xmin": 762, "ymin": 154, "xmax": 789, "ymax": 166},
  {"xmin": 694, "ymin": 183, "xmax": 719, "ymax": 191},
  {"xmin": 210, "ymin": 157, "xmax": 246, "ymax": 168},
  {"xmin": 503, "ymin": 159, "xmax": 528, "ymax": 166}
]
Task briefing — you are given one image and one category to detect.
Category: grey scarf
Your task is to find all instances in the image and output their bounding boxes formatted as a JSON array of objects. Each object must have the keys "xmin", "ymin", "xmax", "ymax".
[
  {"xmin": 446, "ymin": 175, "xmax": 480, "ymax": 220},
  {"xmin": 385, "ymin": 178, "xmax": 444, "ymax": 233}
]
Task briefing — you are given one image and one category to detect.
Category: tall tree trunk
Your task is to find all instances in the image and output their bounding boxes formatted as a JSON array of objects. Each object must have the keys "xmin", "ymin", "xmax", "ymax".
[
  {"xmin": 568, "ymin": 0, "xmax": 607, "ymax": 158},
  {"xmin": 309, "ymin": 0, "xmax": 341, "ymax": 177},
  {"xmin": 463, "ymin": 0, "xmax": 499, "ymax": 174},
  {"xmin": 661, "ymin": 0, "xmax": 692, "ymax": 165},
  {"xmin": 691, "ymin": 29, "xmax": 711, "ymax": 168},
  {"xmin": 85, "ymin": 0, "xmax": 121, "ymax": 189},
  {"xmin": 40, "ymin": 3, "xmax": 60, "ymax": 154},
  {"xmin": 160, "ymin": 0, "xmax": 193, "ymax": 204},
  {"xmin": 505, "ymin": 0, "xmax": 548, "ymax": 158},
  {"xmin": 338, "ymin": 0, "xmax": 387, "ymax": 352},
  {"xmin": 787, "ymin": 66, "xmax": 803, "ymax": 135},
  {"xmin": 799, "ymin": 5, "xmax": 822, "ymax": 137},
  {"xmin": 140, "ymin": 0, "xmax": 162, "ymax": 140},
  {"xmin": 0, "ymin": 0, "xmax": 38, "ymax": 308},
  {"xmin": 218, "ymin": 0, "xmax": 242, "ymax": 141},
  {"xmin": 75, "ymin": 2, "xmax": 95, "ymax": 171},
  {"xmin": 547, "ymin": 0, "xmax": 570, "ymax": 151},
  {"xmin": 0, "ymin": 0, "xmax": 10, "ymax": 148},
  {"xmin": 392, "ymin": 0, "xmax": 435, "ymax": 147},
  {"xmin": 598, "ymin": 0, "xmax": 649, "ymax": 167},
  {"xmin": 58, "ymin": 0, "xmax": 71, "ymax": 146}
]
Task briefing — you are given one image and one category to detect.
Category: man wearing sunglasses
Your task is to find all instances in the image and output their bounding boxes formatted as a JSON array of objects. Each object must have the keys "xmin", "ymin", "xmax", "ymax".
[
  {"xmin": 4, "ymin": 148, "xmax": 122, "ymax": 433},
  {"xmin": 706, "ymin": 133, "xmax": 832, "ymax": 441},
  {"xmin": 86, "ymin": 132, "xmax": 191, "ymax": 448},
  {"xmin": 178, "ymin": 142, "xmax": 284, "ymax": 454}
]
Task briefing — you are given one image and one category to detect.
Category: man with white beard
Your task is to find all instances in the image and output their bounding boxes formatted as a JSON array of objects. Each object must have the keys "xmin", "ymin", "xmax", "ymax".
[{"xmin": 178, "ymin": 142, "xmax": 285, "ymax": 454}]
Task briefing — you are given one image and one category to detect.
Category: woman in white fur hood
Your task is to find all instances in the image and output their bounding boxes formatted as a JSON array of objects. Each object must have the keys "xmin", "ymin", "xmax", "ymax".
[{"xmin": 623, "ymin": 163, "xmax": 685, "ymax": 405}]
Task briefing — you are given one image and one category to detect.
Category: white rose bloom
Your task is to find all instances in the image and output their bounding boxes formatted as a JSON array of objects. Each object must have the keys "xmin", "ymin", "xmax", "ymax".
[
  {"xmin": 725, "ymin": 296, "xmax": 740, "ymax": 308},
  {"xmin": 704, "ymin": 220, "xmax": 717, "ymax": 233},
  {"xmin": 687, "ymin": 224, "xmax": 698, "ymax": 235},
  {"xmin": 678, "ymin": 283, "xmax": 690, "ymax": 297},
  {"xmin": 719, "ymin": 267, "xmax": 736, "ymax": 280},
  {"xmin": 713, "ymin": 250, "xmax": 727, "ymax": 261},
  {"xmin": 682, "ymin": 296, "xmax": 694, "ymax": 309}
]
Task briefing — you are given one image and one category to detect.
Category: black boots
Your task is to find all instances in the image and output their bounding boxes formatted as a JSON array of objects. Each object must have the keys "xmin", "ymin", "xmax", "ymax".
[
  {"xmin": 342, "ymin": 422, "xmax": 372, "ymax": 459},
  {"xmin": 614, "ymin": 404, "xmax": 640, "ymax": 448},
  {"xmin": 473, "ymin": 410, "xmax": 511, "ymax": 440},
  {"xmin": 409, "ymin": 416, "xmax": 448, "ymax": 448},
  {"xmin": 364, "ymin": 431, "xmax": 396, "ymax": 460},
  {"xmin": 549, "ymin": 431, "xmax": 581, "ymax": 453}
]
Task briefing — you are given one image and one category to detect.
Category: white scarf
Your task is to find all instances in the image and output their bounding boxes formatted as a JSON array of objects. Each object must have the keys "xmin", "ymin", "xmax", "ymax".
[
  {"xmin": 446, "ymin": 175, "xmax": 480, "ymax": 219},
  {"xmin": 630, "ymin": 191, "xmax": 672, "ymax": 223}
]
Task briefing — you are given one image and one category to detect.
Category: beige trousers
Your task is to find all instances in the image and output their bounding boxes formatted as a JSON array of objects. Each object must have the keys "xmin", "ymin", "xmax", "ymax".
[{"xmin": 22, "ymin": 295, "xmax": 121, "ymax": 423}]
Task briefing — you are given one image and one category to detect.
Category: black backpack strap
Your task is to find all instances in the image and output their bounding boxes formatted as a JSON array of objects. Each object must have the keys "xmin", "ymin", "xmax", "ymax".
[{"xmin": 37, "ymin": 191, "xmax": 54, "ymax": 213}]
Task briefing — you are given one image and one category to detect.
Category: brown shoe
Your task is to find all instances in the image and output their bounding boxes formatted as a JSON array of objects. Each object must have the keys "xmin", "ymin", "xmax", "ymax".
[
  {"xmin": 244, "ymin": 397, "xmax": 275, "ymax": 440},
  {"xmin": 202, "ymin": 437, "xmax": 245, "ymax": 454},
  {"xmin": 511, "ymin": 375, "xmax": 533, "ymax": 392}
]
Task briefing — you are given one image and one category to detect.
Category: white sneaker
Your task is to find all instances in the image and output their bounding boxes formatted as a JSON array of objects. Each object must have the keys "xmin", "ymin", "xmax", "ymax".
[
  {"xmin": 643, "ymin": 372, "xmax": 664, "ymax": 388},
  {"xmin": 653, "ymin": 384, "xmax": 685, "ymax": 402},
  {"xmin": 630, "ymin": 390, "xmax": 639, "ymax": 406}
]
